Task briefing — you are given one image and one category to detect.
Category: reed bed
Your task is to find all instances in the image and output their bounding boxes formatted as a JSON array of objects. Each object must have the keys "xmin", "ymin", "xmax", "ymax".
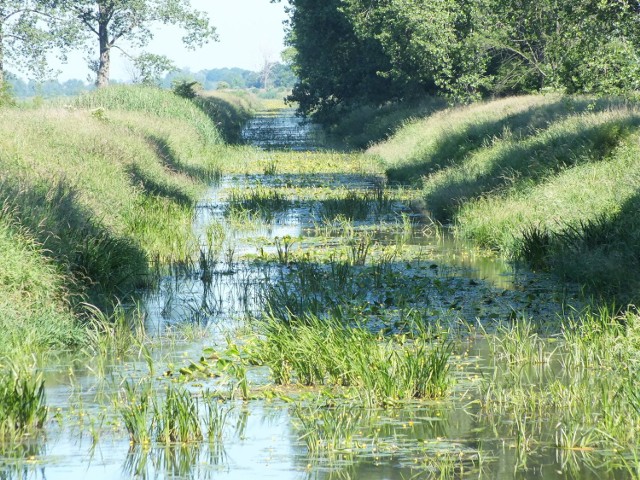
[{"xmin": 246, "ymin": 314, "xmax": 452, "ymax": 407}]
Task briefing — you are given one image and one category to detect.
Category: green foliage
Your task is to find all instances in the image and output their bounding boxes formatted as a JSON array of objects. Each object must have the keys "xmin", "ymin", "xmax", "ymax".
[
  {"xmin": 282, "ymin": 0, "xmax": 394, "ymax": 124},
  {"xmin": 282, "ymin": 0, "xmax": 640, "ymax": 121},
  {"xmin": 172, "ymin": 79, "xmax": 201, "ymax": 100},
  {"xmin": 0, "ymin": 81, "xmax": 16, "ymax": 107},
  {"xmin": 119, "ymin": 380, "xmax": 228, "ymax": 445},
  {"xmin": 53, "ymin": 0, "xmax": 217, "ymax": 86},
  {"xmin": 372, "ymin": 95, "xmax": 640, "ymax": 302},
  {"xmin": 0, "ymin": 1, "xmax": 79, "ymax": 83},
  {"xmin": 247, "ymin": 314, "xmax": 452, "ymax": 406},
  {"xmin": 73, "ymin": 84, "xmax": 222, "ymax": 145},
  {"xmin": 0, "ymin": 366, "xmax": 47, "ymax": 441},
  {"xmin": 194, "ymin": 90, "xmax": 256, "ymax": 143},
  {"xmin": 132, "ymin": 53, "xmax": 178, "ymax": 86},
  {"xmin": 0, "ymin": 85, "xmax": 229, "ymax": 353}
]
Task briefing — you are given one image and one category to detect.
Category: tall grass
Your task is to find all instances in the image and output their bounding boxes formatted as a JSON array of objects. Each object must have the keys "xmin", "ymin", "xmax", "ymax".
[
  {"xmin": 0, "ymin": 366, "xmax": 47, "ymax": 441},
  {"xmin": 481, "ymin": 307, "xmax": 640, "ymax": 450},
  {"xmin": 71, "ymin": 85, "xmax": 223, "ymax": 145},
  {"xmin": 0, "ymin": 205, "xmax": 84, "ymax": 353},
  {"xmin": 370, "ymin": 94, "xmax": 640, "ymax": 301},
  {"xmin": 0, "ymin": 85, "xmax": 232, "ymax": 354},
  {"xmin": 196, "ymin": 90, "xmax": 258, "ymax": 143},
  {"xmin": 326, "ymin": 96, "xmax": 448, "ymax": 149},
  {"xmin": 119, "ymin": 380, "xmax": 229, "ymax": 446},
  {"xmin": 246, "ymin": 314, "xmax": 452, "ymax": 407}
]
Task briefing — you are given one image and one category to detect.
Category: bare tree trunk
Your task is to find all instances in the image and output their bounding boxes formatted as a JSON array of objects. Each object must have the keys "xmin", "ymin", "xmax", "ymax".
[{"xmin": 95, "ymin": 7, "xmax": 110, "ymax": 88}]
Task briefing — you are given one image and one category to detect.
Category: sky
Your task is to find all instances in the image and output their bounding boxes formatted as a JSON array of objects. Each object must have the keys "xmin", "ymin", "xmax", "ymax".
[{"xmin": 55, "ymin": 0, "xmax": 289, "ymax": 82}]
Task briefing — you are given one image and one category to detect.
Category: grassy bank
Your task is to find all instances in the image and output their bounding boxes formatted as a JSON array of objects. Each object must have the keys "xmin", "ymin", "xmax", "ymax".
[
  {"xmin": 0, "ymin": 85, "xmax": 244, "ymax": 354},
  {"xmin": 369, "ymin": 95, "xmax": 640, "ymax": 302}
]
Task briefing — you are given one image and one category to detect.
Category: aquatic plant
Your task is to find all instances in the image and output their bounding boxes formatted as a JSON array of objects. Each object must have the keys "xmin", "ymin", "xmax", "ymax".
[
  {"xmin": 118, "ymin": 380, "xmax": 230, "ymax": 446},
  {"xmin": 246, "ymin": 314, "xmax": 452, "ymax": 406},
  {"xmin": 0, "ymin": 366, "xmax": 47, "ymax": 441},
  {"xmin": 84, "ymin": 302, "xmax": 147, "ymax": 359},
  {"xmin": 225, "ymin": 186, "xmax": 290, "ymax": 221}
]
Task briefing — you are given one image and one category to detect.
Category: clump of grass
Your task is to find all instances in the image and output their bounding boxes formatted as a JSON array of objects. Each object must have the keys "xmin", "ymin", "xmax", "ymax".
[
  {"xmin": 118, "ymin": 380, "xmax": 229, "ymax": 446},
  {"xmin": 292, "ymin": 404, "xmax": 364, "ymax": 456},
  {"xmin": 0, "ymin": 366, "xmax": 47, "ymax": 441},
  {"xmin": 481, "ymin": 306, "xmax": 640, "ymax": 454},
  {"xmin": 485, "ymin": 317, "xmax": 551, "ymax": 365},
  {"xmin": 518, "ymin": 224, "xmax": 552, "ymax": 271},
  {"xmin": 84, "ymin": 302, "xmax": 146, "ymax": 359},
  {"xmin": 246, "ymin": 314, "xmax": 452, "ymax": 406},
  {"xmin": 225, "ymin": 186, "xmax": 290, "ymax": 221},
  {"xmin": 0, "ymin": 203, "xmax": 85, "ymax": 353},
  {"xmin": 320, "ymin": 190, "xmax": 373, "ymax": 221}
]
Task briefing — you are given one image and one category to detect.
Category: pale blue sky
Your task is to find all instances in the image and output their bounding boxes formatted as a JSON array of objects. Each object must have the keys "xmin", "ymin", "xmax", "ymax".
[{"xmin": 56, "ymin": 0, "xmax": 288, "ymax": 81}]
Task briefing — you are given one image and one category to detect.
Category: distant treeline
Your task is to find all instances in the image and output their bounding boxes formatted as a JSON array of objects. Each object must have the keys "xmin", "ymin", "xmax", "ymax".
[
  {"xmin": 6, "ymin": 64, "xmax": 296, "ymax": 98},
  {"xmin": 281, "ymin": 0, "xmax": 640, "ymax": 123}
]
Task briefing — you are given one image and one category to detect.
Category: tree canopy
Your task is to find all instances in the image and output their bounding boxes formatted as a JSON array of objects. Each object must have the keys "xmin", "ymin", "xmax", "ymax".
[
  {"xmin": 277, "ymin": 0, "xmax": 640, "ymax": 122},
  {"xmin": 0, "ymin": 1, "xmax": 77, "ymax": 87},
  {"xmin": 50, "ymin": 0, "xmax": 217, "ymax": 87}
]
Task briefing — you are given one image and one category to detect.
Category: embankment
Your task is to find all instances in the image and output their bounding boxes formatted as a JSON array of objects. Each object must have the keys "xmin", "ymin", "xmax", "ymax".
[
  {"xmin": 0, "ymin": 85, "xmax": 249, "ymax": 354},
  {"xmin": 369, "ymin": 95, "xmax": 640, "ymax": 302}
]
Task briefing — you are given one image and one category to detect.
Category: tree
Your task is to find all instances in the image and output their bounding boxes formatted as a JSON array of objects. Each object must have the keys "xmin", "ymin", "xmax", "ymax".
[
  {"xmin": 277, "ymin": 0, "xmax": 394, "ymax": 122},
  {"xmin": 480, "ymin": 0, "xmax": 640, "ymax": 94},
  {"xmin": 52, "ymin": 0, "xmax": 217, "ymax": 87},
  {"xmin": 278, "ymin": 0, "xmax": 640, "ymax": 122},
  {"xmin": 130, "ymin": 52, "xmax": 177, "ymax": 86},
  {"xmin": 258, "ymin": 53, "xmax": 277, "ymax": 90},
  {"xmin": 0, "ymin": 1, "xmax": 77, "ymax": 88},
  {"xmin": 343, "ymin": 0, "xmax": 491, "ymax": 101}
]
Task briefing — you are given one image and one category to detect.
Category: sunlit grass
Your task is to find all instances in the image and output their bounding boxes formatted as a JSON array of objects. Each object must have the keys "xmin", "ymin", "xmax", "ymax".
[{"xmin": 244, "ymin": 314, "xmax": 452, "ymax": 407}]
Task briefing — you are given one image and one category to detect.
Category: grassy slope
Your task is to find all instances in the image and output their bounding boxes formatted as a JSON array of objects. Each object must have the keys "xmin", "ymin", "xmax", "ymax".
[
  {"xmin": 369, "ymin": 95, "xmax": 640, "ymax": 302},
  {"xmin": 0, "ymin": 85, "xmax": 242, "ymax": 354}
]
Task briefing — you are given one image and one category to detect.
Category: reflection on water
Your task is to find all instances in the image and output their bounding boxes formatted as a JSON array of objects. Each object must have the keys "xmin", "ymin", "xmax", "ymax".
[{"xmin": 241, "ymin": 110, "xmax": 325, "ymax": 151}]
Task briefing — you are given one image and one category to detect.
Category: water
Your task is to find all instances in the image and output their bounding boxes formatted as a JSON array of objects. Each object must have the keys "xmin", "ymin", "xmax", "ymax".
[
  {"xmin": 241, "ymin": 109, "xmax": 326, "ymax": 151},
  {"xmin": 6, "ymin": 111, "xmax": 630, "ymax": 480}
]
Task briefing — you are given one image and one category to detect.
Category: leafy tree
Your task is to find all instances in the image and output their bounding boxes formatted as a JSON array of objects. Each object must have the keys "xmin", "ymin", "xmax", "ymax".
[
  {"xmin": 51, "ymin": 0, "xmax": 217, "ymax": 87},
  {"xmin": 343, "ymin": 0, "xmax": 491, "ymax": 101},
  {"xmin": 278, "ymin": 0, "xmax": 640, "ymax": 121},
  {"xmin": 0, "ymin": 1, "xmax": 77, "ymax": 88},
  {"xmin": 277, "ymin": 0, "xmax": 394, "ymax": 122},
  {"xmin": 131, "ymin": 52, "xmax": 177, "ymax": 86},
  {"xmin": 479, "ymin": 0, "xmax": 640, "ymax": 94}
]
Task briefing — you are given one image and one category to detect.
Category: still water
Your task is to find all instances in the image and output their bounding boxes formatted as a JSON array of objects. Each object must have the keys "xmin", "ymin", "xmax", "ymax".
[{"xmin": 5, "ymin": 110, "xmax": 624, "ymax": 480}]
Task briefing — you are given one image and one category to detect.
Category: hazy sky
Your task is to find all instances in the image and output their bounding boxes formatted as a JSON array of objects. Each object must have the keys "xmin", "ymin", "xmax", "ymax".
[{"xmin": 56, "ymin": 0, "xmax": 288, "ymax": 81}]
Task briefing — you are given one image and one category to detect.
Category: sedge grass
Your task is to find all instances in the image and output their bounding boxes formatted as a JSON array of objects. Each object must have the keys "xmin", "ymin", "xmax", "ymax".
[
  {"xmin": 0, "ymin": 365, "xmax": 47, "ymax": 442},
  {"xmin": 480, "ymin": 306, "xmax": 640, "ymax": 453},
  {"xmin": 245, "ymin": 314, "xmax": 452, "ymax": 406},
  {"xmin": 118, "ymin": 380, "xmax": 229, "ymax": 446}
]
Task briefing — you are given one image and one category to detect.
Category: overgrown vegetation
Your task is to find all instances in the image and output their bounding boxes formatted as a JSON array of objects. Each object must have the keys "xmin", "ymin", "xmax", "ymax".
[
  {"xmin": 282, "ymin": 0, "xmax": 640, "ymax": 122},
  {"xmin": 245, "ymin": 314, "xmax": 451, "ymax": 407},
  {"xmin": 369, "ymin": 95, "xmax": 640, "ymax": 302},
  {"xmin": 0, "ymin": 84, "xmax": 240, "ymax": 354}
]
